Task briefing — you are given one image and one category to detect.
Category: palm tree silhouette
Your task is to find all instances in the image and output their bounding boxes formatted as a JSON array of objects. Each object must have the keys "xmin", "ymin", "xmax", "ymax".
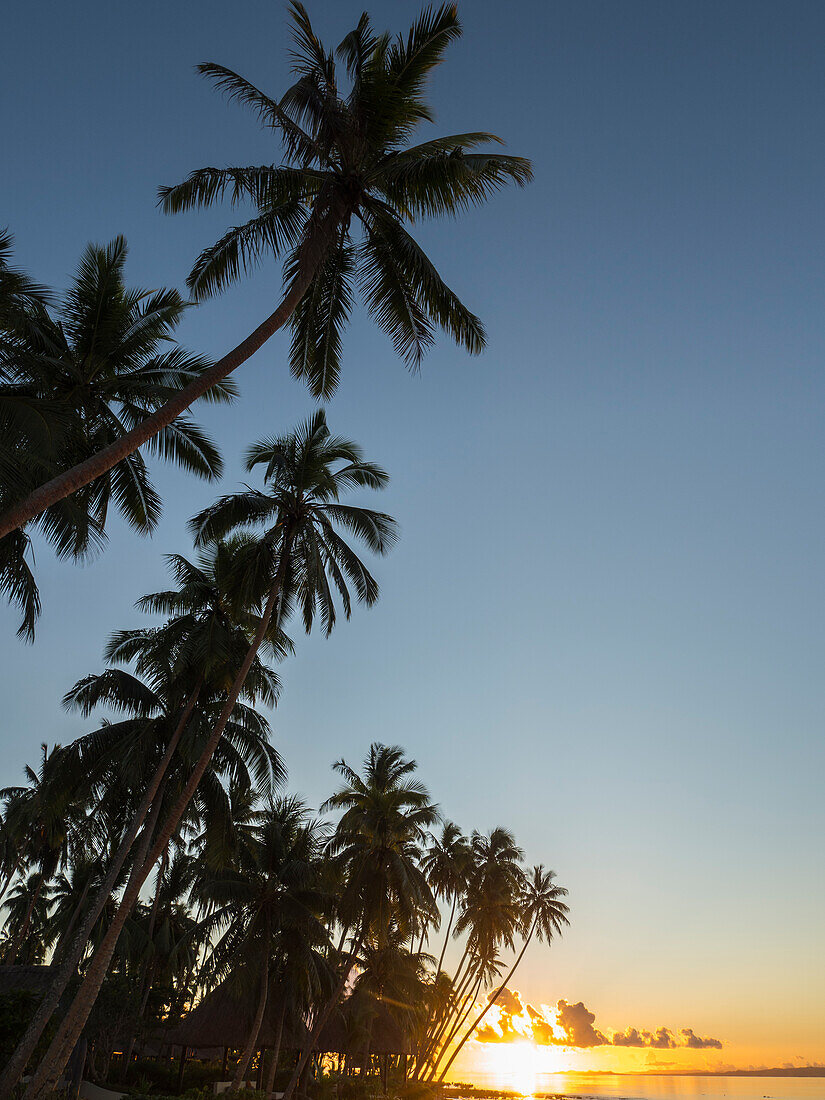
[
  {"xmin": 0, "ymin": 237, "xmax": 232, "ymax": 636},
  {"xmin": 0, "ymin": 3, "xmax": 531, "ymax": 544},
  {"xmin": 25, "ymin": 412, "xmax": 395, "ymax": 1098}
]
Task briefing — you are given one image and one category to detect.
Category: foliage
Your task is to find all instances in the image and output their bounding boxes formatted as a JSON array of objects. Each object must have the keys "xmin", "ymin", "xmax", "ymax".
[
  {"xmin": 0, "ymin": 991, "xmax": 57, "ymax": 1074},
  {"xmin": 160, "ymin": 3, "xmax": 531, "ymax": 398},
  {"xmin": 0, "ymin": 236, "xmax": 233, "ymax": 638}
]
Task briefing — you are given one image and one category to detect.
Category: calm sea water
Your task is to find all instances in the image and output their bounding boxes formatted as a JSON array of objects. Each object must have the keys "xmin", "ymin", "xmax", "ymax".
[{"xmin": 454, "ymin": 1073, "xmax": 825, "ymax": 1100}]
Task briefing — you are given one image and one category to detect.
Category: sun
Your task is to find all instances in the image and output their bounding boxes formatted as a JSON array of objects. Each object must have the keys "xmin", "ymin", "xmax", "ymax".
[{"xmin": 477, "ymin": 1041, "xmax": 547, "ymax": 1096}]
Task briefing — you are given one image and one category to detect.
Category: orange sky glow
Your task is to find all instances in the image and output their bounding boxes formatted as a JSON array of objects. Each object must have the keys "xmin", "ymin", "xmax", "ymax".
[{"xmin": 442, "ymin": 989, "xmax": 825, "ymax": 1083}]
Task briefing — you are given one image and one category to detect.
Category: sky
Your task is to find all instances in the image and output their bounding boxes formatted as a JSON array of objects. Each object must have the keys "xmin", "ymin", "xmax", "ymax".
[{"xmin": 3, "ymin": 0, "xmax": 825, "ymax": 1079}]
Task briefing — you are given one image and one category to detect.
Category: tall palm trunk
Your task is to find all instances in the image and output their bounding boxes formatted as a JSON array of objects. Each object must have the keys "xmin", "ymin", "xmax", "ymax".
[
  {"xmin": 413, "ymin": 893, "xmax": 458, "ymax": 1075},
  {"xmin": 436, "ymin": 921, "xmax": 536, "ymax": 1082},
  {"xmin": 0, "ymin": 213, "xmax": 339, "ymax": 541},
  {"xmin": 426, "ymin": 972, "xmax": 483, "ymax": 1080},
  {"xmin": 265, "ymin": 1004, "xmax": 286, "ymax": 1099},
  {"xmin": 124, "ymin": 844, "xmax": 169, "ymax": 1071},
  {"xmin": 0, "ymin": 684, "xmax": 201, "ymax": 1097},
  {"xmin": 23, "ymin": 546, "xmax": 293, "ymax": 1100},
  {"xmin": 3, "ymin": 873, "xmax": 44, "ymax": 964},
  {"xmin": 231, "ymin": 942, "xmax": 270, "ymax": 1091},
  {"xmin": 415, "ymin": 953, "xmax": 476, "ymax": 1077},
  {"xmin": 434, "ymin": 894, "xmax": 457, "ymax": 985}
]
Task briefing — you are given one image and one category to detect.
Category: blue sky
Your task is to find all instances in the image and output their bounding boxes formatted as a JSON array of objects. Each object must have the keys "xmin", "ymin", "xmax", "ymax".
[{"xmin": 3, "ymin": 0, "xmax": 824, "ymax": 1069}]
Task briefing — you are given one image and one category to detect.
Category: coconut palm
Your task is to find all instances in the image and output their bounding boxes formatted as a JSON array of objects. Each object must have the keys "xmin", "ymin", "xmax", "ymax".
[
  {"xmin": 0, "ymin": 873, "xmax": 54, "ymax": 965},
  {"xmin": 422, "ymin": 822, "xmax": 471, "ymax": 982},
  {"xmin": 419, "ymin": 828, "xmax": 525, "ymax": 1080},
  {"xmin": 435, "ymin": 864, "xmax": 569, "ymax": 1080},
  {"xmin": 0, "ymin": 236, "xmax": 233, "ymax": 637},
  {"xmin": 282, "ymin": 744, "xmax": 438, "ymax": 1100},
  {"xmin": 0, "ymin": 744, "xmax": 91, "ymax": 965},
  {"xmin": 24, "ymin": 413, "xmax": 395, "ymax": 1098},
  {"xmin": 0, "ymin": 232, "xmax": 57, "ymax": 636},
  {"xmin": 324, "ymin": 744, "xmax": 439, "ymax": 947},
  {"xmin": 0, "ymin": 230, "xmax": 49, "ymax": 336},
  {"xmin": 0, "ymin": 3, "xmax": 531, "ymax": 543},
  {"xmin": 0, "ymin": 548, "xmax": 287, "ymax": 1096},
  {"xmin": 192, "ymin": 796, "xmax": 330, "ymax": 1090}
]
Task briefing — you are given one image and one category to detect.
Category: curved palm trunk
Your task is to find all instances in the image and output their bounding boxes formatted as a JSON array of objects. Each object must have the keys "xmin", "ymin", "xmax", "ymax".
[
  {"xmin": 3, "ymin": 873, "xmax": 44, "ymax": 965},
  {"xmin": 231, "ymin": 949, "xmax": 270, "ymax": 1091},
  {"xmin": 436, "ymin": 921, "xmax": 536, "ymax": 1083},
  {"xmin": 0, "ymin": 213, "xmax": 339, "ymax": 541},
  {"xmin": 23, "ymin": 554, "xmax": 293, "ymax": 1100},
  {"xmin": 434, "ymin": 894, "xmax": 457, "ymax": 985},
  {"xmin": 413, "ymin": 894, "xmax": 458, "ymax": 1075},
  {"xmin": 415, "ymin": 952, "xmax": 476, "ymax": 1077},
  {"xmin": 0, "ymin": 685, "xmax": 201, "ymax": 1097},
  {"xmin": 425, "ymin": 971, "xmax": 482, "ymax": 1081}
]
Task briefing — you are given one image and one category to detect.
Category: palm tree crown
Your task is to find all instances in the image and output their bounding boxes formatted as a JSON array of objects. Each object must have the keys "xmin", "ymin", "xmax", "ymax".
[
  {"xmin": 189, "ymin": 408, "xmax": 397, "ymax": 636},
  {"xmin": 0, "ymin": 237, "xmax": 233, "ymax": 638},
  {"xmin": 323, "ymin": 743, "xmax": 439, "ymax": 944},
  {"xmin": 160, "ymin": 2, "xmax": 532, "ymax": 398}
]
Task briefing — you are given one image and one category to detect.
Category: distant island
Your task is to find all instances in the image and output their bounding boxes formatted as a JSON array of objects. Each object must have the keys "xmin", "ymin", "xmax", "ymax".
[{"xmin": 699, "ymin": 1066, "xmax": 825, "ymax": 1078}]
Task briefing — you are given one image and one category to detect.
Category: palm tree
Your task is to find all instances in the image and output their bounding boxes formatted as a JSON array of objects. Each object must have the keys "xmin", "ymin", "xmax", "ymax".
[
  {"xmin": 283, "ymin": 744, "xmax": 438, "ymax": 1100},
  {"xmin": 0, "ymin": 546, "xmax": 287, "ymax": 1096},
  {"xmin": 0, "ymin": 230, "xmax": 50, "ymax": 334},
  {"xmin": 0, "ymin": 3, "xmax": 531, "ymax": 542},
  {"xmin": 193, "ymin": 796, "xmax": 330, "ymax": 1090},
  {"xmin": 23, "ymin": 412, "xmax": 395, "ymax": 1098},
  {"xmin": 352, "ymin": 926, "xmax": 433, "ymax": 1066},
  {"xmin": 0, "ymin": 872, "xmax": 54, "ymax": 965},
  {"xmin": 0, "ymin": 231, "xmax": 56, "ymax": 636},
  {"xmin": 0, "ymin": 236, "xmax": 232, "ymax": 637},
  {"xmin": 435, "ymin": 864, "xmax": 569, "ymax": 1080},
  {"xmin": 422, "ymin": 822, "xmax": 471, "ymax": 983},
  {"xmin": 324, "ymin": 744, "xmax": 439, "ymax": 948},
  {"xmin": 421, "ymin": 828, "xmax": 524, "ymax": 1080},
  {"xmin": 0, "ymin": 744, "xmax": 90, "ymax": 965}
]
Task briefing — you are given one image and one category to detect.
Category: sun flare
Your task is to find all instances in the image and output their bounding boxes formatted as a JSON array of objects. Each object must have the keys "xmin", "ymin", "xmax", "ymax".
[{"xmin": 468, "ymin": 1040, "xmax": 570, "ymax": 1095}]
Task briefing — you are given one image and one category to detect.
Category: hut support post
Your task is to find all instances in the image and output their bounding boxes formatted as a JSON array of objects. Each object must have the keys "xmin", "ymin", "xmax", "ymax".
[
  {"xmin": 177, "ymin": 1045, "xmax": 188, "ymax": 1091},
  {"xmin": 222, "ymin": 1046, "xmax": 229, "ymax": 1076}
]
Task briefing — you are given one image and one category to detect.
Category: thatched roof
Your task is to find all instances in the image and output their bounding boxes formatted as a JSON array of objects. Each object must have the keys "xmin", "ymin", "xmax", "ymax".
[
  {"xmin": 167, "ymin": 980, "xmax": 308, "ymax": 1051},
  {"xmin": 0, "ymin": 965, "xmax": 55, "ymax": 998},
  {"xmin": 168, "ymin": 979, "xmax": 413, "ymax": 1056}
]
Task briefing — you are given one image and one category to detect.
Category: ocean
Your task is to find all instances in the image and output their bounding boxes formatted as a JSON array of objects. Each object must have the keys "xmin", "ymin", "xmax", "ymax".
[{"xmin": 452, "ymin": 1073, "xmax": 825, "ymax": 1100}]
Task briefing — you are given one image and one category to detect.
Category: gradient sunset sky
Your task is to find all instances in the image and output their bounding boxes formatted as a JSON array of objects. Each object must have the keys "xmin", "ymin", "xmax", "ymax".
[{"xmin": 3, "ymin": 0, "xmax": 824, "ymax": 1077}]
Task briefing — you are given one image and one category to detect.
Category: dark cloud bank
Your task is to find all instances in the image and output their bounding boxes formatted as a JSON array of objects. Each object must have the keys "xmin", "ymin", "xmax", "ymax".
[{"xmin": 475, "ymin": 990, "xmax": 722, "ymax": 1051}]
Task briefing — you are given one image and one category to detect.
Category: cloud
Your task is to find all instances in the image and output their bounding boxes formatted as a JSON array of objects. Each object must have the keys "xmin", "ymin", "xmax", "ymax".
[
  {"xmin": 612, "ymin": 1027, "xmax": 647, "ymax": 1047},
  {"xmin": 554, "ymin": 1000, "xmax": 608, "ymax": 1048},
  {"xmin": 490, "ymin": 988, "xmax": 523, "ymax": 1016},
  {"xmin": 470, "ymin": 989, "xmax": 723, "ymax": 1053},
  {"xmin": 681, "ymin": 1028, "xmax": 723, "ymax": 1050},
  {"xmin": 648, "ymin": 1027, "xmax": 677, "ymax": 1049}
]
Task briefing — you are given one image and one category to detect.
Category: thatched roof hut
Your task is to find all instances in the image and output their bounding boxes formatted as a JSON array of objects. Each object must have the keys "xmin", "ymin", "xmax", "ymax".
[
  {"xmin": 166, "ymin": 981, "xmax": 307, "ymax": 1051},
  {"xmin": 0, "ymin": 965, "xmax": 55, "ymax": 998},
  {"xmin": 168, "ymin": 979, "xmax": 413, "ymax": 1057}
]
